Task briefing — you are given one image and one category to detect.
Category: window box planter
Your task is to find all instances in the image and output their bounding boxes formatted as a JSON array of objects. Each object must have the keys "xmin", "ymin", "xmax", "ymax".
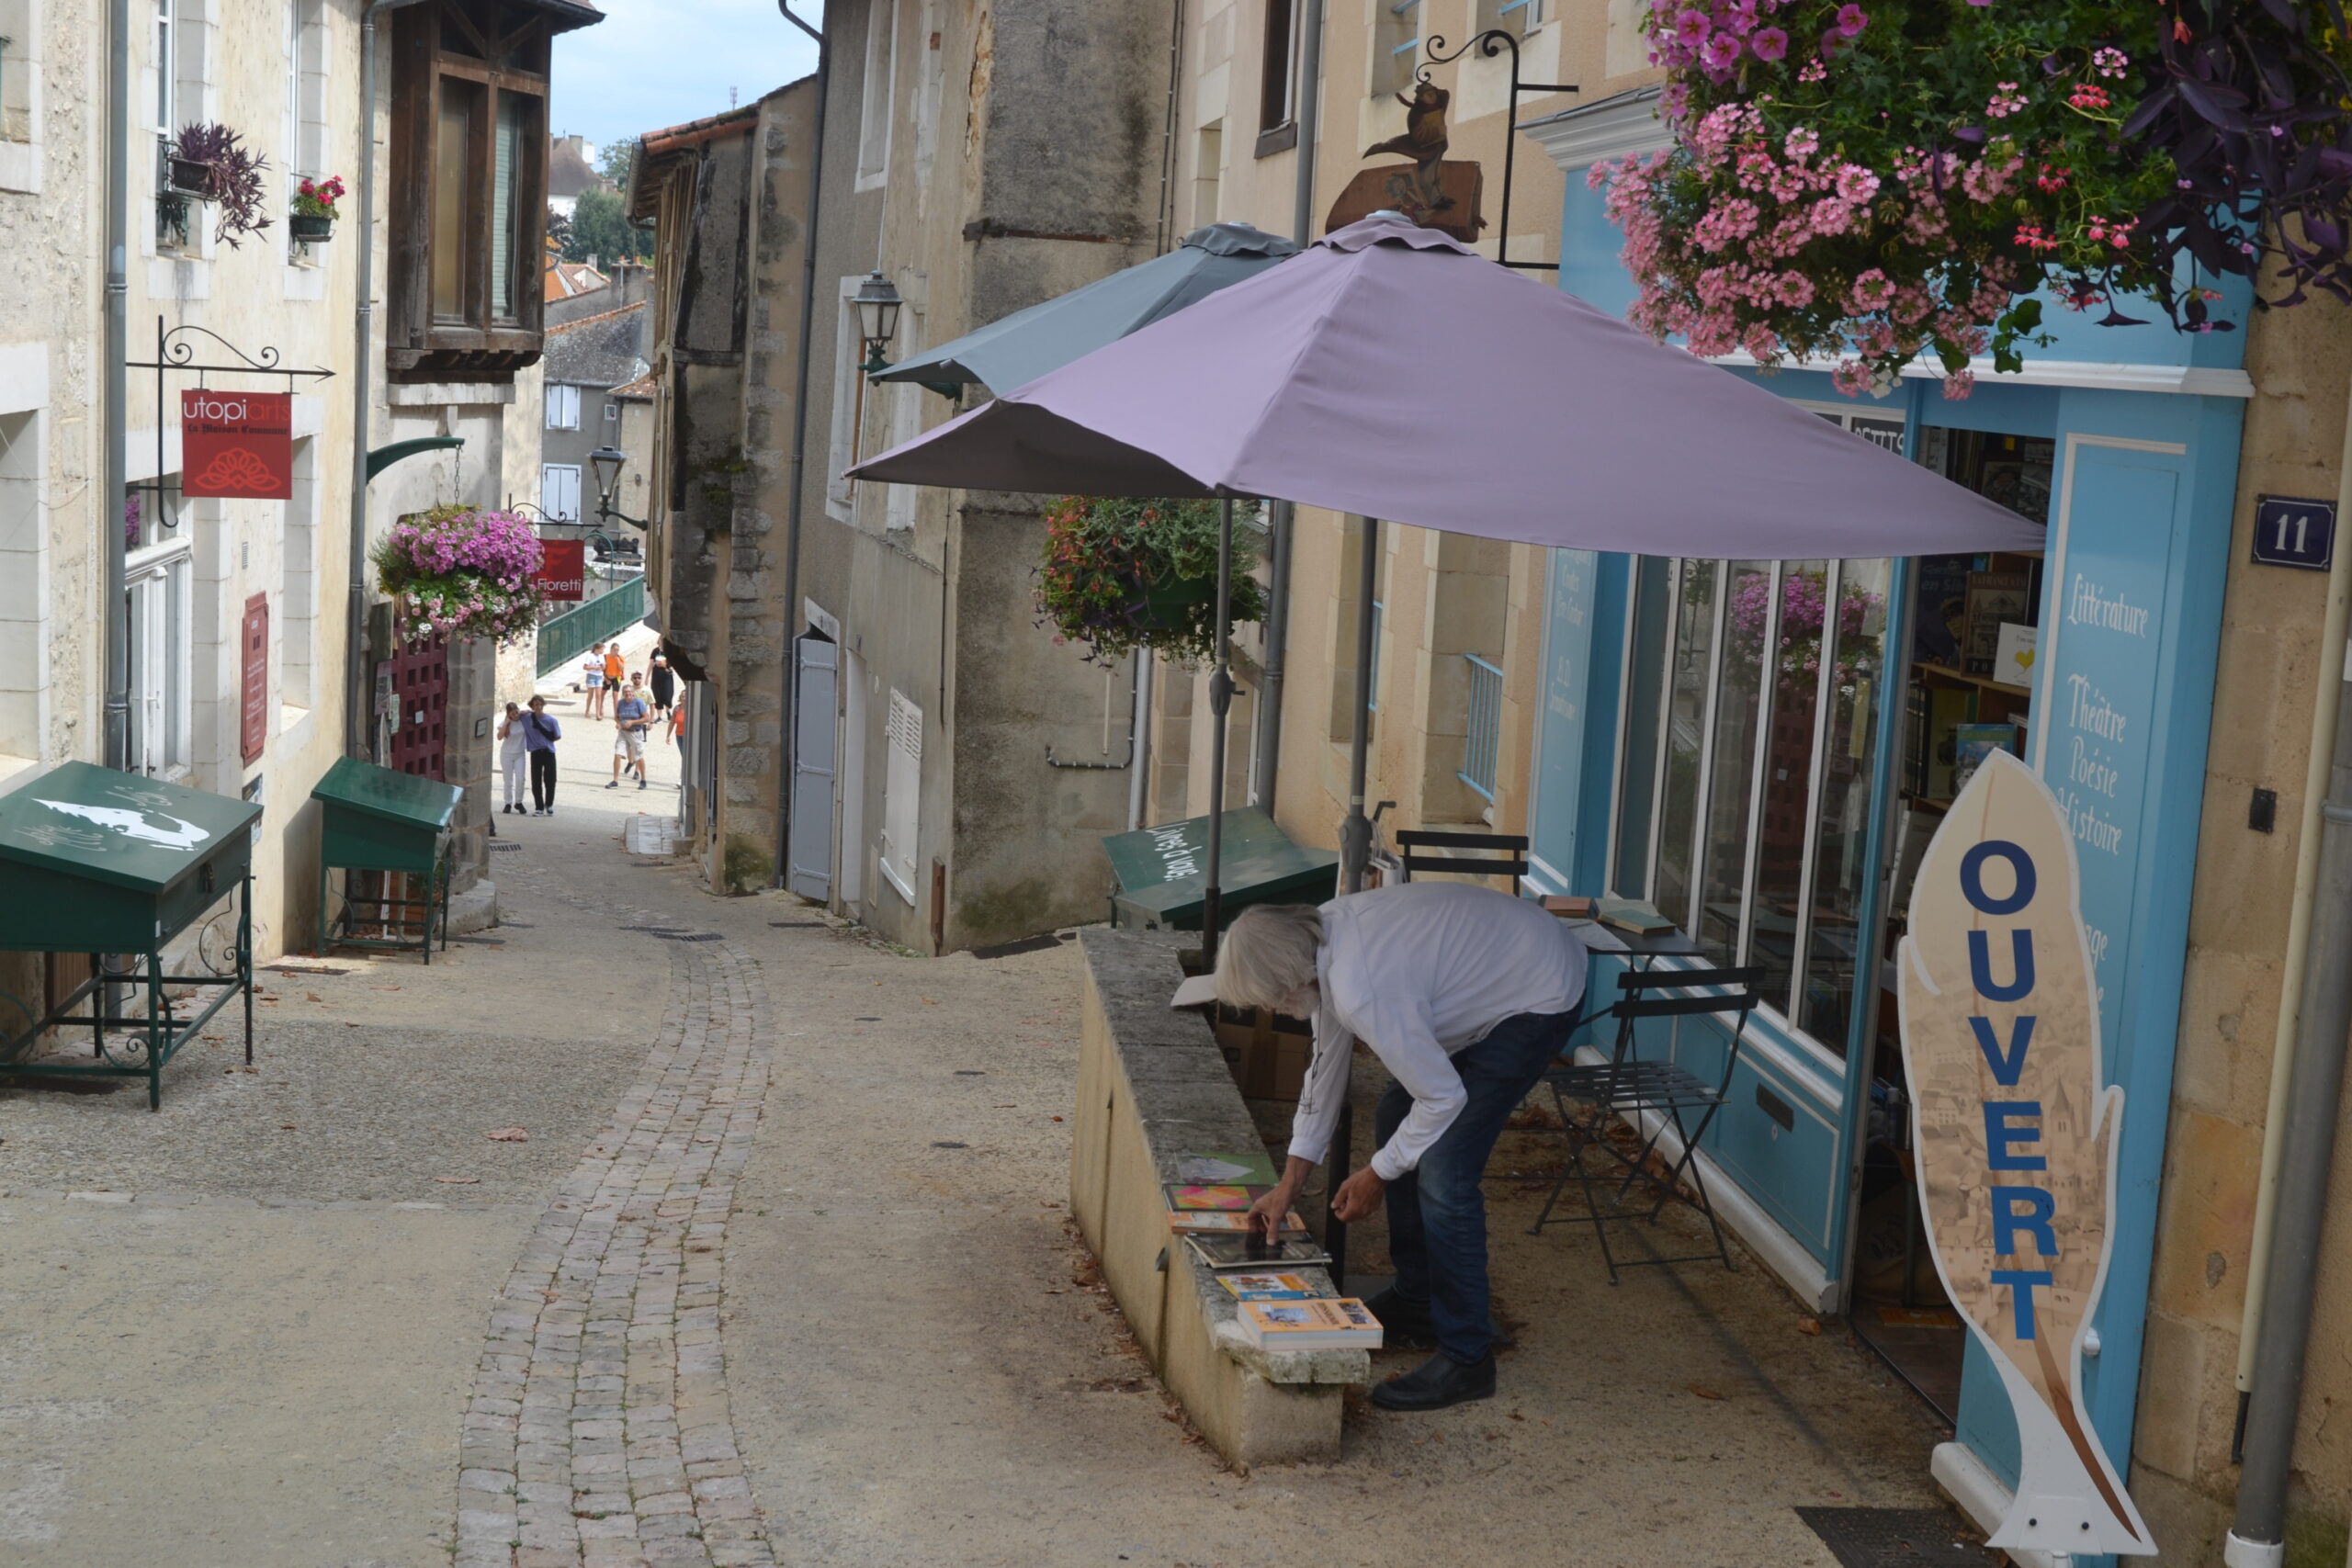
[
  {"xmin": 164, "ymin": 153, "xmax": 217, "ymax": 202},
  {"xmin": 288, "ymin": 213, "xmax": 334, "ymax": 243}
]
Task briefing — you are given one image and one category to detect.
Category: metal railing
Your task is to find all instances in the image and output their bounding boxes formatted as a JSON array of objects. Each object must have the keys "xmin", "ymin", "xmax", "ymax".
[
  {"xmin": 1459, "ymin": 652, "xmax": 1503, "ymax": 801},
  {"xmin": 536, "ymin": 575, "xmax": 647, "ymax": 676}
]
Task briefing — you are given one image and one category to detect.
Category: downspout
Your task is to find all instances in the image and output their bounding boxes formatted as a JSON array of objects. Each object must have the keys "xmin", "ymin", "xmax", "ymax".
[
  {"xmin": 1249, "ymin": 0, "xmax": 1322, "ymax": 814},
  {"xmin": 2223, "ymin": 386, "xmax": 2352, "ymax": 1568},
  {"xmin": 773, "ymin": 0, "xmax": 828, "ymax": 887},
  {"xmin": 2234, "ymin": 376, "xmax": 2352, "ymax": 1428},
  {"xmin": 103, "ymin": 0, "xmax": 129, "ymax": 768}
]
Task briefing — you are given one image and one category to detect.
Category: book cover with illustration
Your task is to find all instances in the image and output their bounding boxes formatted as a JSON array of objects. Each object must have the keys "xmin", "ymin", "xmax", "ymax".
[
  {"xmin": 1173, "ymin": 1151, "xmax": 1281, "ymax": 1187},
  {"xmin": 1217, "ymin": 1273, "xmax": 1326, "ymax": 1302},
  {"xmin": 1164, "ymin": 1184, "xmax": 1271, "ymax": 1212},
  {"xmin": 1183, "ymin": 1234, "xmax": 1334, "ymax": 1272},
  {"xmin": 1238, "ymin": 1297, "xmax": 1384, "ymax": 1350},
  {"xmin": 1168, "ymin": 1210, "xmax": 1309, "ymax": 1237}
]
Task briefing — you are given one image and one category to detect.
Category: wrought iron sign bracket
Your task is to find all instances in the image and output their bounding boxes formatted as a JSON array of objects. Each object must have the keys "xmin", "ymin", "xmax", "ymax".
[
  {"xmin": 125, "ymin": 318, "xmax": 334, "ymax": 525},
  {"xmin": 1422, "ymin": 30, "xmax": 1579, "ymax": 273}
]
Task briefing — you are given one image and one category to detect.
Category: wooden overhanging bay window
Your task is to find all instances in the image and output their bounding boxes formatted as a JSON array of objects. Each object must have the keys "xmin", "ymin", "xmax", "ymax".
[{"xmin": 387, "ymin": 0, "xmax": 599, "ymax": 382}]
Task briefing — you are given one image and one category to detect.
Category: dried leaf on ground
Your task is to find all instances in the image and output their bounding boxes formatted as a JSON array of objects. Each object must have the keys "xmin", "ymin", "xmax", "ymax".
[
  {"xmin": 1796, "ymin": 1316, "xmax": 1823, "ymax": 1337},
  {"xmin": 434, "ymin": 1176, "xmax": 481, "ymax": 1185},
  {"xmin": 485, "ymin": 1126, "xmax": 530, "ymax": 1142},
  {"xmin": 305, "ymin": 993, "xmax": 323, "ymax": 1003},
  {"xmin": 1688, "ymin": 1383, "xmax": 1725, "ymax": 1401}
]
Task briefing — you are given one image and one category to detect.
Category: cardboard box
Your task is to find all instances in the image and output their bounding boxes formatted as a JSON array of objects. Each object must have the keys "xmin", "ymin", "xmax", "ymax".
[{"xmin": 1213, "ymin": 1007, "xmax": 1313, "ymax": 1101}]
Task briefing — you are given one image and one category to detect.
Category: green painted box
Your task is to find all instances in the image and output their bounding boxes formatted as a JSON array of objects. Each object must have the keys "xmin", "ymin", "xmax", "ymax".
[
  {"xmin": 1102, "ymin": 808, "xmax": 1338, "ymax": 931},
  {"xmin": 0, "ymin": 762, "xmax": 261, "ymax": 953},
  {"xmin": 311, "ymin": 757, "xmax": 459, "ymax": 874}
]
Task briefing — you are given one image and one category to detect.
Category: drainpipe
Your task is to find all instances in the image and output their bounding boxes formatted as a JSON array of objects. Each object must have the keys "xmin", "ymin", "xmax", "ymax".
[
  {"xmin": 1126, "ymin": 652, "xmax": 1151, "ymax": 830},
  {"xmin": 2224, "ymin": 389, "xmax": 2352, "ymax": 1568},
  {"xmin": 1248, "ymin": 0, "xmax": 1323, "ymax": 814},
  {"xmin": 103, "ymin": 0, "xmax": 129, "ymax": 768},
  {"xmin": 773, "ymin": 0, "xmax": 828, "ymax": 887}
]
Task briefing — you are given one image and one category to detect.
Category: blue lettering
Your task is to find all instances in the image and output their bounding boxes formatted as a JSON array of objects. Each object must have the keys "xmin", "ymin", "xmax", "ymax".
[
  {"xmin": 1968, "ymin": 1014, "xmax": 2037, "ymax": 1086},
  {"xmin": 1992, "ymin": 1186, "xmax": 2060, "ymax": 1258},
  {"xmin": 1969, "ymin": 929, "xmax": 2036, "ymax": 1003},
  {"xmin": 1985, "ymin": 1101, "xmax": 2046, "ymax": 1170},
  {"xmin": 1961, "ymin": 840, "xmax": 2038, "ymax": 916},
  {"xmin": 1992, "ymin": 1269, "xmax": 2056, "ymax": 1339}
]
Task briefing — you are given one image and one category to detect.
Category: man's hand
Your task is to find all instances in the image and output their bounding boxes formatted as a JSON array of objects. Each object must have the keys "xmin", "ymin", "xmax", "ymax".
[
  {"xmin": 1249, "ymin": 1155, "xmax": 1319, "ymax": 1245},
  {"xmin": 1330, "ymin": 1166, "xmax": 1386, "ymax": 1224}
]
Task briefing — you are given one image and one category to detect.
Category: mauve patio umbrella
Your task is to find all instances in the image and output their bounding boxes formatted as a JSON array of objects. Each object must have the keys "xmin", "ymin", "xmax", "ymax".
[
  {"xmin": 873, "ymin": 221, "xmax": 1301, "ymax": 395},
  {"xmin": 850, "ymin": 213, "xmax": 2043, "ymax": 951}
]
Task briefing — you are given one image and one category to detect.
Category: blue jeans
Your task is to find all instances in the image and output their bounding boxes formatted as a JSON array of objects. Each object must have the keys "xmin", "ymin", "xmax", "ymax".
[{"xmin": 1377, "ymin": 1009, "xmax": 1575, "ymax": 1364}]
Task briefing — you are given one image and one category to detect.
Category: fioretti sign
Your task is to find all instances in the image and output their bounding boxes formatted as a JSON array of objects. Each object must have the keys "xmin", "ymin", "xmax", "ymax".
[
  {"xmin": 1898, "ymin": 750, "xmax": 2154, "ymax": 1559},
  {"xmin": 182, "ymin": 390, "xmax": 294, "ymax": 500}
]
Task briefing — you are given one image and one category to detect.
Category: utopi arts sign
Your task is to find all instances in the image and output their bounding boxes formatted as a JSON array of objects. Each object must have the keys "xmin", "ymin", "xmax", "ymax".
[
  {"xmin": 182, "ymin": 389, "xmax": 294, "ymax": 500},
  {"xmin": 1897, "ymin": 749, "xmax": 2154, "ymax": 1560}
]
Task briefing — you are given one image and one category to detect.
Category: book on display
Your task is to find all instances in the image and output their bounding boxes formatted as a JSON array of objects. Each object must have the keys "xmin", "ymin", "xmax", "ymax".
[
  {"xmin": 1237, "ymin": 1298, "xmax": 1384, "ymax": 1350},
  {"xmin": 1164, "ymin": 1184, "xmax": 1271, "ymax": 1212},
  {"xmin": 1216, "ymin": 1272, "xmax": 1326, "ymax": 1302},
  {"xmin": 1597, "ymin": 897, "xmax": 1674, "ymax": 935},
  {"xmin": 1182, "ymin": 1234, "xmax": 1334, "ymax": 1271},
  {"xmin": 1167, "ymin": 1209, "xmax": 1310, "ymax": 1237},
  {"xmin": 1172, "ymin": 1150, "xmax": 1281, "ymax": 1186}
]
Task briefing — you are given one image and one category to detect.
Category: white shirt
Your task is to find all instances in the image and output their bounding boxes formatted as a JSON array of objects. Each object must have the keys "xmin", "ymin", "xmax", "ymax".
[
  {"xmin": 499, "ymin": 716, "xmax": 529, "ymax": 760},
  {"xmin": 1290, "ymin": 882, "xmax": 1587, "ymax": 1181}
]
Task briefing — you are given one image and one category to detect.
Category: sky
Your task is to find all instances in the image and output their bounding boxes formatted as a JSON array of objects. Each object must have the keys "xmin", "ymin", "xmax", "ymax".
[{"xmin": 550, "ymin": 0, "xmax": 824, "ymax": 158}]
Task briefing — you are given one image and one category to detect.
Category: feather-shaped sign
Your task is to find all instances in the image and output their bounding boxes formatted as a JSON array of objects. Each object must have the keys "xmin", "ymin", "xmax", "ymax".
[{"xmin": 1897, "ymin": 749, "xmax": 2154, "ymax": 1558}]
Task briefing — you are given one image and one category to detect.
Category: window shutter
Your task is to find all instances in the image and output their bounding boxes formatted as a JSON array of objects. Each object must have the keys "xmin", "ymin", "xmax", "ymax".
[
  {"xmin": 880, "ymin": 690, "xmax": 922, "ymax": 902},
  {"xmin": 491, "ymin": 94, "xmax": 524, "ymax": 319}
]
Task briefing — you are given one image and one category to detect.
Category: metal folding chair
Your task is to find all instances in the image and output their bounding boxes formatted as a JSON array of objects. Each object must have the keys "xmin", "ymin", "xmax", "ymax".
[
  {"xmin": 1392, "ymin": 829, "xmax": 1530, "ymax": 887},
  {"xmin": 1528, "ymin": 964, "xmax": 1766, "ymax": 1282}
]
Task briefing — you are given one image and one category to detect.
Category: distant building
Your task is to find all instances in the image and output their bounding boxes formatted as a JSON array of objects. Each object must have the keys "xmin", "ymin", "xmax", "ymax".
[
  {"xmin": 539, "ymin": 300, "xmax": 648, "ymax": 531},
  {"xmin": 548, "ymin": 132, "xmax": 614, "ymax": 220}
]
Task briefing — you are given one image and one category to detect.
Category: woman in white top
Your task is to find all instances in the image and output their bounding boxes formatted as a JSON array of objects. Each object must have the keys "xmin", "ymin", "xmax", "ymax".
[
  {"xmin": 496, "ymin": 701, "xmax": 530, "ymax": 814},
  {"xmin": 582, "ymin": 643, "xmax": 606, "ymax": 719}
]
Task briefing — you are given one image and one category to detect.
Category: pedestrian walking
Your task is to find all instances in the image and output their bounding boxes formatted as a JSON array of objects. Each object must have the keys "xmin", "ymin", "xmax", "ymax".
[
  {"xmin": 497, "ymin": 702, "xmax": 529, "ymax": 814},
  {"xmin": 1213, "ymin": 883, "xmax": 1588, "ymax": 1413},
  {"xmin": 649, "ymin": 651, "xmax": 675, "ymax": 716},
  {"xmin": 582, "ymin": 642, "xmax": 606, "ymax": 719},
  {"xmin": 669, "ymin": 697, "xmax": 686, "ymax": 789},
  {"xmin": 602, "ymin": 643, "xmax": 626, "ymax": 698},
  {"xmin": 523, "ymin": 695, "xmax": 562, "ymax": 815},
  {"xmin": 609, "ymin": 682, "xmax": 653, "ymax": 790}
]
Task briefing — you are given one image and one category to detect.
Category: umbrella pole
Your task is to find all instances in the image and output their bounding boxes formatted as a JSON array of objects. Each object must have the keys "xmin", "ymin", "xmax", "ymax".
[
  {"xmin": 1340, "ymin": 516, "xmax": 1381, "ymax": 893},
  {"xmin": 1202, "ymin": 498, "xmax": 1237, "ymax": 964}
]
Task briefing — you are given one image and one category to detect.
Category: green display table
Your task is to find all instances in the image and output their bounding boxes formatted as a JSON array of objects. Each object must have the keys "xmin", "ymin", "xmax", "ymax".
[
  {"xmin": 311, "ymin": 757, "xmax": 461, "ymax": 964},
  {"xmin": 1102, "ymin": 808, "xmax": 1338, "ymax": 931},
  {"xmin": 0, "ymin": 762, "xmax": 262, "ymax": 1109}
]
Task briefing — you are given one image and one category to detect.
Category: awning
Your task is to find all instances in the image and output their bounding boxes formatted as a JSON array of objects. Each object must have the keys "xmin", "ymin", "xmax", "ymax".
[{"xmin": 1104, "ymin": 808, "xmax": 1337, "ymax": 931}]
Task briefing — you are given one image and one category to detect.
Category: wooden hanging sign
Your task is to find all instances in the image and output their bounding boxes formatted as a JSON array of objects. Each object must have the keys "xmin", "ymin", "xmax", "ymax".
[{"xmin": 1896, "ymin": 749, "xmax": 2155, "ymax": 1558}]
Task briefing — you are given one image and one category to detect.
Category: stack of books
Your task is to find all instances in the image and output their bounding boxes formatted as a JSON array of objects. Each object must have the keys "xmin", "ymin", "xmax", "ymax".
[{"xmin": 1235, "ymin": 1298, "xmax": 1385, "ymax": 1351}]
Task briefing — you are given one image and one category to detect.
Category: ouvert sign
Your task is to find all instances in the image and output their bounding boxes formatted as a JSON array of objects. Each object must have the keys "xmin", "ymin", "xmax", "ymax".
[{"xmin": 1897, "ymin": 750, "xmax": 2154, "ymax": 1560}]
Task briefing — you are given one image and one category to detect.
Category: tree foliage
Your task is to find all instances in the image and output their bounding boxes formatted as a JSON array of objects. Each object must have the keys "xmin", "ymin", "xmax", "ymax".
[{"xmin": 563, "ymin": 187, "xmax": 652, "ymax": 265}]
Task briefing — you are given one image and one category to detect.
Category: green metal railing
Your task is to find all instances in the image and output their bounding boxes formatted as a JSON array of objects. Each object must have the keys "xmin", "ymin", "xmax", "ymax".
[{"xmin": 537, "ymin": 576, "xmax": 646, "ymax": 675}]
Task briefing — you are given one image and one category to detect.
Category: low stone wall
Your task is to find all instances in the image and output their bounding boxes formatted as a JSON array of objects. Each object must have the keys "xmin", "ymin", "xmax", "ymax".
[{"xmin": 1070, "ymin": 928, "xmax": 1367, "ymax": 1466}]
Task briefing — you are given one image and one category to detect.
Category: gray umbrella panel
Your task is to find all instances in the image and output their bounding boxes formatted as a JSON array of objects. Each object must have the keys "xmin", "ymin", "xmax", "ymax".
[{"xmin": 872, "ymin": 222, "xmax": 1301, "ymax": 395}]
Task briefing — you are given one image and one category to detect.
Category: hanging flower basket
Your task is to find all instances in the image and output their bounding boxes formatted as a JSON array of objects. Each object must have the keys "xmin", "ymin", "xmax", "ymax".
[
  {"xmin": 1035, "ymin": 496, "xmax": 1267, "ymax": 665},
  {"xmin": 1595, "ymin": 0, "xmax": 2352, "ymax": 397},
  {"xmin": 371, "ymin": 504, "xmax": 544, "ymax": 647},
  {"xmin": 167, "ymin": 123, "xmax": 274, "ymax": 247},
  {"xmin": 164, "ymin": 153, "xmax": 218, "ymax": 202}
]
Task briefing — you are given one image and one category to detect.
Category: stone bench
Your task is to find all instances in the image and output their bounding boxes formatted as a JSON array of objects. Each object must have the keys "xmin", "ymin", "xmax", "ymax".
[{"xmin": 1069, "ymin": 927, "xmax": 1367, "ymax": 1465}]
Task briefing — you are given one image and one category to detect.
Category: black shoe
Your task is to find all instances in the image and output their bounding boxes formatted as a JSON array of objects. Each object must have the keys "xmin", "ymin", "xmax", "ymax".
[
  {"xmin": 1369, "ymin": 1351, "xmax": 1496, "ymax": 1412},
  {"xmin": 1364, "ymin": 1287, "xmax": 1440, "ymax": 1348}
]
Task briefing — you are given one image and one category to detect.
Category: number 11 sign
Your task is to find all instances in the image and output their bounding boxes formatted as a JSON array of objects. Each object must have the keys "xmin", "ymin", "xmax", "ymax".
[{"xmin": 2252, "ymin": 494, "xmax": 2336, "ymax": 571}]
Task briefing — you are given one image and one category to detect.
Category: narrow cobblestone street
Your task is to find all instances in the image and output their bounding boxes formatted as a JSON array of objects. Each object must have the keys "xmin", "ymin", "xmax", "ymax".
[{"xmin": 0, "ymin": 686, "xmax": 1955, "ymax": 1568}]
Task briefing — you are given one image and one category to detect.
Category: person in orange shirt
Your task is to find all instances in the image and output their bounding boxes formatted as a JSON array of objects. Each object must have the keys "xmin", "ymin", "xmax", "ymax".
[{"xmin": 602, "ymin": 644, "xmax": 625, "ymax": 698}]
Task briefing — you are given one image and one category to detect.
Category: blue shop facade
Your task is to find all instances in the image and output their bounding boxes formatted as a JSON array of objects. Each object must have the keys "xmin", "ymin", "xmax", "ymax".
[{"xmin": 1521, "ymin": 95, "xmax": 2252, "ymax": 1555}]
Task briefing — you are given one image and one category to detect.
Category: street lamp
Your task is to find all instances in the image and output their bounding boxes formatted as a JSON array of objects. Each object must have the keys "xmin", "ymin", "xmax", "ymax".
[
  {"xmin": 853, "ymin": 270, "xmax": 903, "ymax": 374},
  {"xmin": 588, "ymin": 445, "xmax": 650, "ymax": 530}
]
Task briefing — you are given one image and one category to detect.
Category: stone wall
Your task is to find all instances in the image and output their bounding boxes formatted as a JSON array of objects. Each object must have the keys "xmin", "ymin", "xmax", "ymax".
[{"xmin": 1069, "ymin": 927, "xmax": 1365, "ymax": 1465}]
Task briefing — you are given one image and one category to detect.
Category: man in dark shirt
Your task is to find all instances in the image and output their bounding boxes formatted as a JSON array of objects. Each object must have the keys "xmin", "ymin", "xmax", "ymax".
[{"xmin": 522, "ymin": 696, "xmax": 561, "ymax": 816}]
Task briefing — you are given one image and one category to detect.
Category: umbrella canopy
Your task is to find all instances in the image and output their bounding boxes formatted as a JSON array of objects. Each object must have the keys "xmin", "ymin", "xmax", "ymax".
[
  {"xmin": 872, "ymin": 221, "xmax": 1302, "ymax": 395},
  {"xmin": 853, "ymin": 215, "xmax": 2043, "ymax": 558}
]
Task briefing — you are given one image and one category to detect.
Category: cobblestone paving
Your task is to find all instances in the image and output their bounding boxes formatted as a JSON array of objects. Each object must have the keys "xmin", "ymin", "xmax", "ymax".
[{"xmin": 453, "ymin": 883, "xmax": 773, "ymax": 1568}]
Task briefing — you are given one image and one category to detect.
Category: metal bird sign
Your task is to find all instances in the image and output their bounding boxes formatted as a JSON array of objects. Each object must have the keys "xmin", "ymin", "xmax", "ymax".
[{"xmin": 1896, "ymin": 749, "xmax": 2155, "ymax": 1559}]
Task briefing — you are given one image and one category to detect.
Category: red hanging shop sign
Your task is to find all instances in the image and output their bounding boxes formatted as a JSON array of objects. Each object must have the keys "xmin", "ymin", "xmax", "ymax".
[
  {"xmin": 537, "ymin": 537, "xmax": 586, "ymax": 603},
  {"xmin": 182, "ymin": 389, "xmax": 294, "ymax": 500}
]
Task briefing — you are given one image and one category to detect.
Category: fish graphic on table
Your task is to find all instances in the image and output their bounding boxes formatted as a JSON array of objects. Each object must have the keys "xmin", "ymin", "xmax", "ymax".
[
  {"xmin": 1897, "ymin": 750, "xmax": 2154, "ymax": 1559},
  {"xmin": 34, "ymin": 799, "xmax": 211, "ymax": 853}
]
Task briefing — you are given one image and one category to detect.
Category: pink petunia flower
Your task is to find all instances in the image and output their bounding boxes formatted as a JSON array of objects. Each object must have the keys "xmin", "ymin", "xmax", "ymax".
[
  {"xmin": 1835, "ymin": 4, "xmax": 1868, "ymax": 37},
  {"xmin": 1674, "ymin": 8, "xmax": 1712, "ymax": 46},
  {"xmin": 1750, "ymin": 27, "xmax": 1789, "ymax": 61}
]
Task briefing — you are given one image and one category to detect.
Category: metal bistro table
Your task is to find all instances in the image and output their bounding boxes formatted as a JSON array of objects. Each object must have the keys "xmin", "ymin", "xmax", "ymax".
[
  {"xmin": 0, "ymin": 762, "xmax": 264, "ymax": 1110},
  {"xmin": 311, "ymin": 757, "xmax": 461, "ymax": 964}
]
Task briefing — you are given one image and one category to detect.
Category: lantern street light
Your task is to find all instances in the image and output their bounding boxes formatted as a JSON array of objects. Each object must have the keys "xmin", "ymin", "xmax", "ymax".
[
  {"xmin": 588, "ymin": 445, "xmax": 649, "ymax": 530},
  {"xmin": 853, "ymin": 270, "xmax": 903, "ymax": 375}
]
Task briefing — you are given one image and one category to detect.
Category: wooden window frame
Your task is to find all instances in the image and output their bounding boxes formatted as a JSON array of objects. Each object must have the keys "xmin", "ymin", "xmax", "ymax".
[{"xmin": 387, "ymin": 0, "xmax": 554, "ymax": 381}]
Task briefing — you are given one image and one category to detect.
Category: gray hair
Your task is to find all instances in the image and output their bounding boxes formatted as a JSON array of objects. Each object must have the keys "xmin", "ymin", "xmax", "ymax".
[{"xmin": 1215, "ymin": 904, "xmax": 1324, "ymax": 1011}]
